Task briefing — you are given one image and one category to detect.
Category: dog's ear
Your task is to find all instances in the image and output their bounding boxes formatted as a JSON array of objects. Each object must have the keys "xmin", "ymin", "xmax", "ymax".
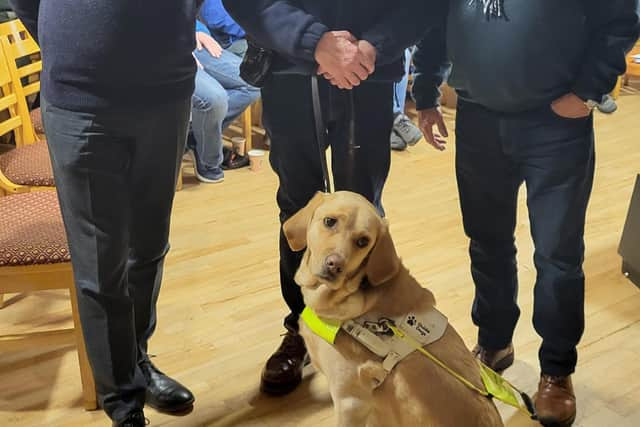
[
  {"xmin": 365, "ymin": 221, "xmax": 400, "ymax": 286},
  {"xmin": 283, "ymin": 192, "xmax": 326, "ymax": 252}
]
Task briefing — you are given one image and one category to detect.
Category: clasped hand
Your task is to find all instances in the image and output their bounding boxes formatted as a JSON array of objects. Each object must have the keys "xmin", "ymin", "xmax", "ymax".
[{"xmin": 314, "ymin": 31, "xmax": 376, "ymax": 90}]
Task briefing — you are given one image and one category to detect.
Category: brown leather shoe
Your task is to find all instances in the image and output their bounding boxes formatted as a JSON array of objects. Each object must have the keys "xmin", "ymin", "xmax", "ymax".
[
  {"xmin": 260, "ymin": 331, "xmax": 309, "ymax": 395},
  {"xmin": 534, "ymin": 375, "xmax": 576, "ymax": 427},
  {"xmin": 472, "ymin": 343, "xmax": 515, "ymax": 373}
]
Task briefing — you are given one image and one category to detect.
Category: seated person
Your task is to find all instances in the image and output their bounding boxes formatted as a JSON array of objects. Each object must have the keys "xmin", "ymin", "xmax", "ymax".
[
  {"xmin": 200, "ymin": 0, "xmax": 248, "ymax": 57},
  {"xmin": 187, "ymin": 2, "xmax": 260, "ymax": 183}
]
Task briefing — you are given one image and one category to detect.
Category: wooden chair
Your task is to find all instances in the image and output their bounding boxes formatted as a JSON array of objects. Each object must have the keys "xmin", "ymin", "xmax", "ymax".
[
  {"xmin": 624, "ymin": 42, "xmax": 640, "ymax": 85},
  {"xmin": 0, "ymin": 20, "xmax": 52, "ymax": 195},
  {"xmin": 0, "ymin": 190, "xmax": 97, "ymax": 410},
  {"xmin": 0, "ymin": 19, "xmax": 44, "ymax": 138}
]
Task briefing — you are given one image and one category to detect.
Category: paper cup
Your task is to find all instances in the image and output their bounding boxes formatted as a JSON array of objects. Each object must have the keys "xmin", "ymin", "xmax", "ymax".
[
  {"xmin": 248, "ymin": 149, "xmax": 266, "ymax": 172},
  {"xmin": 231, "ymin": 136, "xmax": 246, "ymax": 156}
]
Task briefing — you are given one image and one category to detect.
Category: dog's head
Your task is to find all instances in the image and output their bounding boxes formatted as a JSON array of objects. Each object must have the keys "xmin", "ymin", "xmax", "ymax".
[{"xmin": 283, "ymin": 191, "xmax": 400, "ymax": 318}]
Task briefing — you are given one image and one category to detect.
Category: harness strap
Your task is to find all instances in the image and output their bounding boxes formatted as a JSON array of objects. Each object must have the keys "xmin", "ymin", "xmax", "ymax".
[
  {"xmin": 384, "ymin": 321, "xmax": 537, "ymax": 419},
  {"xmin": 385, "ymin": 322, "xmax": 489, "ymax": 396}
]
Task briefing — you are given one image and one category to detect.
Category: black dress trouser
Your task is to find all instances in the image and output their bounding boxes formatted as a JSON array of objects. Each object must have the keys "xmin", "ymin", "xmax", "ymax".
[{"xmin": 42, "ymin": 97, "xmax": 190, "ymax": 422}]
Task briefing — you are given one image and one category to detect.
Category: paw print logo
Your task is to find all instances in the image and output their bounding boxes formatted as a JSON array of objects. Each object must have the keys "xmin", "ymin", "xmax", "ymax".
[{"xmin": 407, "ymin": 315, "xmax": 417, "ymax": 326}]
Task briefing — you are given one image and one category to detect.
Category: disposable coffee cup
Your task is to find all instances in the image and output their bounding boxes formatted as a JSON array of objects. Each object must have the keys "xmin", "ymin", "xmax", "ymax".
[
  {"xmin": 248, "ymin": 149, "xmax": 265, "ymax": 172},
  {"xmin": 231, "ymin": 136, "xmax": 246, "ymax": 156}
]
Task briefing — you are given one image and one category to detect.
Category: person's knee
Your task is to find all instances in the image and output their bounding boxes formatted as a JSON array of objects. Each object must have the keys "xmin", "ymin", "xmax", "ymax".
[
  {"xmin": 248, "ymin": 87, "xmax": 261, "ymax": 103},
  {"xmin": 129, "ymin": 241, "xmax": 171, "ymax": 268},
  {"xmin": 192, "ymin": 87, "xmax": 229, "ymax": 119},
  {"xmin": 469, "ymin": 236, "xmax": 517, "ymax": 260}
]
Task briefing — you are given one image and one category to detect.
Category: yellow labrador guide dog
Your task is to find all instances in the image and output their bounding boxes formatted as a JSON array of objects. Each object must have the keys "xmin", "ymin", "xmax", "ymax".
[{"xmin": 284, "ymin": 191, "xmax": 504, "ymax": 427}]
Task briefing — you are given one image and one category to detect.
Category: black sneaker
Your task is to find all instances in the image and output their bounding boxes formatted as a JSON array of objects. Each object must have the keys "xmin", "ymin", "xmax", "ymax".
[{"xmin": 221, "ymin": 146, "xmax": 250, "ymax": 170}]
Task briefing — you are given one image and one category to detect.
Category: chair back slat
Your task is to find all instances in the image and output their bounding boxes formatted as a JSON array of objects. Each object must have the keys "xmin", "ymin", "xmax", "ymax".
[
  {"xmin": 0, "ymin": 20, "xmax": 41, "ymax": 87},
  {"xmin": 0, "ymin": 20, "xmax": 38, "ymax": 146},
  {"xmin": 0, "ymin": 115, "xmax": 23, "ymax": 136}
]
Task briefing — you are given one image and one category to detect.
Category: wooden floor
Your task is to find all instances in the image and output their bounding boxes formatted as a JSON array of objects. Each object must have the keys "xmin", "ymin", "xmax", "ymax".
[{"xmin": 2, "ymin": 89, "xmax": 640, "ymax": 427}]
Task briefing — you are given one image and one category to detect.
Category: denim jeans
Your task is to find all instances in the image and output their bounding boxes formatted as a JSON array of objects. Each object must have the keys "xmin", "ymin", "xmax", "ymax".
[
  {"xmin": 393, "ymin": 48, "xmax": 412, "ymax": 116},
  {"xmin": 190, "ymin": 48, "xmax": 260, "ymax": 171},
  {"xmin": 455, "ymin": 99, "xmax": 595, "ymax": 377},
  {"xmin": 227, "ymin": 38, "xmax": 248, "ymax": 57},
  {"xmin": 261, "ymin": 75, "xmax": 394, "ymax": 331},
  {"xmin": 41, "ymin": 97, "xmax": 191, "ymax": 422}
]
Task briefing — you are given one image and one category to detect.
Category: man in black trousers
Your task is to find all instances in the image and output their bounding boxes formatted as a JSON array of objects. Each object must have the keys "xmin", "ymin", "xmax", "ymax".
[
  {"xmin": 224, "ymin": 0, "xmax": 440, "ymax": 396},
  {"xmin": 10, "ymin": 1, "xmax": 203, "ymax": 426},
  {"xmin": 413, "ymin": 1, "xmax": 639, "ymax": 425}
]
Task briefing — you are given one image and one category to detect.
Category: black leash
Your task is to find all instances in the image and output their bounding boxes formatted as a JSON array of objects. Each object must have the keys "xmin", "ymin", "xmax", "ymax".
[
  {"xmin": 311, "ymin": 75, "xmax": 332, "ymax": 193},
  {"xmin": 311, "ymin": 75, "xmax": 358, "ymax": 194}
]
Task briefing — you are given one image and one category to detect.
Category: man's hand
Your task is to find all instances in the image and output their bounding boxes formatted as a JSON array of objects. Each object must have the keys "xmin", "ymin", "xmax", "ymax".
[
  {"xmin": 418, "ymin": 107, "xmax": 449, "ymax": 151},
  {"xmin": 196, "ymin": 31, "xmax": 222, "ymax": 58},
  {"xmin": 357, "ymin": 39, "xmax": 377, "ymax": 72},
  {"xmin": 315, "ymin": 31, "xmax": 375, "ymax": 89},
  {"xmin": 551, "ymin": 93, "xmax": 592, "ymax": 119}
]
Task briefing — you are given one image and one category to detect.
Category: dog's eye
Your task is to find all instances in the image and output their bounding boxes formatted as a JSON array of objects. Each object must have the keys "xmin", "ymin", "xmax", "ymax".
[
  {"xmin": 324, "ymin": 217, "xmax": 337, "ymax": 228},
  {"xmin": 356, "ymin": 237, "xmax": 370, "ymax": 248}
]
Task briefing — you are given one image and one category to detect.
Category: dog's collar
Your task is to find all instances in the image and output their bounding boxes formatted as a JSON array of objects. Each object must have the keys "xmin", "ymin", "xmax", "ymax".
[{"xmin": 301, "ymin": 306, "xmax": 448, "ymax": 373}]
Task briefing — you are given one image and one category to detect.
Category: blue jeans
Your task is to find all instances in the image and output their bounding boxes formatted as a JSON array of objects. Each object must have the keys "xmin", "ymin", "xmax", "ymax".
[
  {"xmin": 191, "ymin": 48, "xmax": 260, "ymax": 171},
  {"xmin": 456, "ymin": 99, "xmax": 594, "ymax": 376},
  {"xmin": 393, "ymin": 48, "xmax": 412, "ymax": 116}
]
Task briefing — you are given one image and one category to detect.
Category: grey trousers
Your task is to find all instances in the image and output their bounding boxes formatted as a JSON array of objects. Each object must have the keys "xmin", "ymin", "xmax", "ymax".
[{"xmin": 42, "ymin": 97, "xmax": 191, "ymax": 422}]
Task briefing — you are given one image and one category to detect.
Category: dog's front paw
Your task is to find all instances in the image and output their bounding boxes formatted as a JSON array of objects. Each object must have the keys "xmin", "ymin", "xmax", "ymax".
[{"xmin": 358, "ymin": 360, "xmax": 387, "ymax": 390}]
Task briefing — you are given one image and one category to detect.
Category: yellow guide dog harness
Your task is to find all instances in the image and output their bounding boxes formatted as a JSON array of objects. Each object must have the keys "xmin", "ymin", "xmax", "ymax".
[{"xmin": 301, "ymin": 306, "xmax": 537, "ymax": 419}]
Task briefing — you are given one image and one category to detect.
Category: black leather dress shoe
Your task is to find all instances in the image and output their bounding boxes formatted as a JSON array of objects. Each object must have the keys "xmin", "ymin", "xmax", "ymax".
[
  {"xmin": 112, "ymin": 410, "xmax": 146, "ymax": 427},
  {"xmin": 140, "ymin": 360, "xmax": 194, "ymax": 413},
  {"xmin": 260, "ymin": 331, "xmax": 309, "ymax": 395}
]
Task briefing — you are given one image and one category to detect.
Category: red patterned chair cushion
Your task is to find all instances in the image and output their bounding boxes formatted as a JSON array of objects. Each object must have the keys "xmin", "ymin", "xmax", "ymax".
[
  {"xmin": 0, "ymin": 191, "xmax": 70, "ymax": 267},
  {"xmin": 30, "ymin": 108, "xmax": 45, "ymax": 135},
  {"xmin": 0, "ymin": 140, "xmax": 54, "ymax": 187}
]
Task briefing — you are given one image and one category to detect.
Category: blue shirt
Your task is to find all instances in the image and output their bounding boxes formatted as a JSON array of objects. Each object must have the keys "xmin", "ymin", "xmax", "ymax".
[{"xmin": 196, "ymin": 0, "xmax": 245, "ymax": 48}]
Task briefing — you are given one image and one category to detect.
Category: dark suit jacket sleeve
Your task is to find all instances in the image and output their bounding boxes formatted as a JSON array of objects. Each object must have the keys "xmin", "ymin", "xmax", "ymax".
[
  {"xmin": 223, "ymin": 0, "xmax": 328, "ymax": 62},
  {"xmin": 573, "ymin": 0, "xmax": 640, "ymax": 101}
]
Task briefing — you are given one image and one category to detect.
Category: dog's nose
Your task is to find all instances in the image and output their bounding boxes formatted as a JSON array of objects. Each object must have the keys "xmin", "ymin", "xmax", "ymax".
[{"xmin": 324, "ymin": 254, "xmax": 345, "ymax": 276}]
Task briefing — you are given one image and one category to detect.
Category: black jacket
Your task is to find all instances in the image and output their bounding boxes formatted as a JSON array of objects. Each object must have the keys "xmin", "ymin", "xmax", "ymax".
[
  {"xmin": 413, "ymin": 0, "xmax": 640, "ymax": 113},
  {"xmin": 223, "ymin": 0, "xmax": 444, "ymax": 82}
]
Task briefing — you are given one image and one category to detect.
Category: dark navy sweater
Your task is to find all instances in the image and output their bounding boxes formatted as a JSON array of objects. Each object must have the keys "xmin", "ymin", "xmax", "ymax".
[
  {"xmin": 223, "ymin": 0, "xmax": 444, "ymax": 82},
  {"xmin": 10, "ymin": 1, "xmax": 201, "ymax": 112},
  {"xmin": 413, "ymin": 0, "xmax": 640, "ymax": 113}
]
